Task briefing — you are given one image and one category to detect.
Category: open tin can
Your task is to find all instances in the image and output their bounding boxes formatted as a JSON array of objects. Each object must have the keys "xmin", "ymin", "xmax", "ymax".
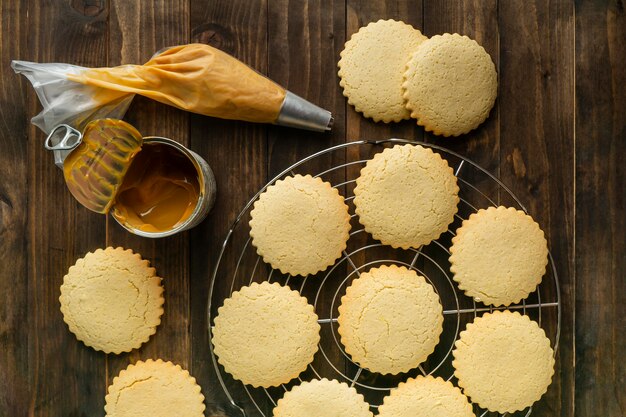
[{"xmin": 46, "ymin": 120, "xmax": 216, "ymax": 238}]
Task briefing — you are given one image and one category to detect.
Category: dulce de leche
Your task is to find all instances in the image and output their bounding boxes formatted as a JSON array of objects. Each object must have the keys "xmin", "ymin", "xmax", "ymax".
[{"xmin": 111, "ymin": 141, "xmax": 201, "ymax": 233}]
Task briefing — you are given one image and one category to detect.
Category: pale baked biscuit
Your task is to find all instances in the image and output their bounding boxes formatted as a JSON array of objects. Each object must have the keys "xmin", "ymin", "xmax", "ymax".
[
  {"xmin": 338, "ymin": 19, "xmax": 427, "ymax": 122},
  {"xmin": 105, "ymin": 359, "xmax": 205, "ymax": 417},
  {"xmin": 378, "ymin": 376, "xmax": 474, "ymax": 417},
  {"xmin": 449, "ymin": 206, "xmax": 548, "ymax": 306},
  {"xmin": 402, "ymin": 33, "xmax": 497, "ymax": 136},
  {"xmin": 249, "ymin": 174, "xmax": 351, "ymax": 276},
  {"xmin": 337, "ymin": 265, "xmax": 443, "ymax": 374},
  {"xmin": 212, "ymin": 282, "xmax": 320, "ymax": 387},
  {"xmin": 353, "ymin": 144, "xmax": 459, "ymax": 249},
  {"xmin": 453, "ymin": 311, "xmax": 555, "ymax": 413},
  {"xmin": 59, "ymin": 247, "xmax": 164, "ymax": 354},
  {"xmin": 273, "ymin": 378, "xmax": 372, "ymax": 417}
]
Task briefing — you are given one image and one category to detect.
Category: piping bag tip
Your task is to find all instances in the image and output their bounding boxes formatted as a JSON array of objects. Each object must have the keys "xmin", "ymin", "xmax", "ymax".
[{"xmin": 276, "ymin": 91, "xmax": 333, "ymax": 132}]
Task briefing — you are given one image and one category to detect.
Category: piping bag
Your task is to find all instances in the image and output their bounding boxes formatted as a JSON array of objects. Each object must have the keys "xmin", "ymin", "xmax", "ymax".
[{"xmin": 12, "ymin": 43, "xmax": 333, "ymax": 134}]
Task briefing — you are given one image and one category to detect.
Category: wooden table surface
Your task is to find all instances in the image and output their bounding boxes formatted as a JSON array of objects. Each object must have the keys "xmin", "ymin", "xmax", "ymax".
[{"xmin": 1, "ymin": 1, "xmax": 624, "ymax": 416}]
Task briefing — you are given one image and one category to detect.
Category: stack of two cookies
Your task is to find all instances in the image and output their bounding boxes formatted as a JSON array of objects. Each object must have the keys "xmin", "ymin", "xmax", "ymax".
[{"xmin": 339, "ymin": 19, "xmax": 497, "ymax": 136}]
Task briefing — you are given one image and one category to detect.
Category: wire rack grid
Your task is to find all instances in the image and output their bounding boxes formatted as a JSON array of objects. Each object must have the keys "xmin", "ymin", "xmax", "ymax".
[{"xmin": 207, "ymin": 139, "xmax": 561, "ymax": 417}]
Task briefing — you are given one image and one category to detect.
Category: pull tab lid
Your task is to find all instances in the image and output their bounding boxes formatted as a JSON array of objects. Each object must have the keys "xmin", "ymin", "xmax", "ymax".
[{"xmin": 61, "ymin": 119, "xmax": 143, "ymax": 213}]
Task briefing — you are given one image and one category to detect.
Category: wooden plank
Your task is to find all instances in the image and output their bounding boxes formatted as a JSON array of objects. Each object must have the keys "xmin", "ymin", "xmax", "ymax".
[
  {"xmin": 343, "ymin": 1, "xmax": 425, "ymax": 407},
  {"xmin": 26, "ymin": 1, "xmax": 108, "ymax": 415},
  {"xmin": 499, "ymin": 2, "xmax": 575, "ymax": 416},
  {"xmin": 105, "ymin": 0, "xmax": 191, "ymax": 386},
  {"xmin": 0, "ymin": 0, "xmax": 28, "ymax": 415},
  {"xmin": 345, "ymin": 0, "xmax": 424, "ymax": 145},
  {"xmin": 188, "ymin": 1, "xmax": 270, "ymax": 415},
  {"xmin": 267, "ymin": 0, "xmax": 347, "ymax": 411},
  {"xmin": 575, "ymin": 1, "xmax": 625, "ymax": 416}
]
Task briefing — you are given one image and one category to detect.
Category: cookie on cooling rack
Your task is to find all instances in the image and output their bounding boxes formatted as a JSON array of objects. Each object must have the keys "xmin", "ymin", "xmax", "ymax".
[
  {"xmin": 354, "ymin": 144, "xmax": 459, "ymax": 249},
  {"xmin": 338, "ymin": 19, "xmax": 427, "ymax": 122},
  {"xmin": 449, "ymin": 206, "xmax": 548, "ymax": 306},
  {"xmin": 105, "ymin": 359, "xmax": 205, "ymax": 417},
  {"xmin": 212, "ymin": 282, "xmax": 320, "ymax": 387},
  {"xmin": 402, "ymin": 33, "xmax": 497, "ymax": 136},
  {"xmin": 273, "ymin": 378, "xmax": 372, "ymax": 417},
  {"xmin": 452, "ymin": 311, "xmax": 555, "ymax": 413},
  {"xmin": 337, "ymin": 265, "xmax": 443, "ymax": 374},
  {"xmin": 378, "ymin": 375, "xmax": 474, "ymax": 417},
  {"xmin": 249, "ymin": 174, "xmax": 351, "ymax": 276},
  {"xmin": 59, "ymin": 247, "xmax": 164, "ymax": 354}
]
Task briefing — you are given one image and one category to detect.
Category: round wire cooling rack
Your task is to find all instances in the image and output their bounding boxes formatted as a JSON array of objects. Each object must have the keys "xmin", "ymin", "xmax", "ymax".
[{"xmin": 207, "ymin": 139, "xmax": 561, "ymax": 417}]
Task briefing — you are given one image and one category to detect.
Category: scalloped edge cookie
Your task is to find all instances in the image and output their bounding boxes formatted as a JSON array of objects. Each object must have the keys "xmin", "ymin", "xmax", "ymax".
[
  {"xmin": 353, "ymin": 144, "xmax": 459, "ymax": 249},
  {"xmin": 338, "ymin": 19, "xmax": 427, "ymax": 122},
  {"xmin": 402, "ymin": 33, "xmax": 497, "ymax": 136},
  {"xmin": 273, "ymin": 378, "xmax": 372, "ymax": 417},
  {"xmin": 59, "ymin": 247, "xmax": 164, "ymax": 354},
  {"xmin": 337, "ymin": 265, "xmax": 443, "ymax": 374},
  {"xmin": 105, "ymin": 359, "xmax": 205, "ymax": 417},
  {"xmin": 452, "ymin": 311, "xmax": 555, "ymax": 413},
  {"xmin": 378, "ymin": 375, "xmax": 474, "ymax": 417},
  {"xmin": 212, "ymin": 282, "xmax": 321, "ymax": 387},
  {"xmin": 249, "ymin": 174, "xmax": 351, "ymax": 276},
  {"xmin": 449, "ymin": 206, "xmax": 548, "ymax": 306}
]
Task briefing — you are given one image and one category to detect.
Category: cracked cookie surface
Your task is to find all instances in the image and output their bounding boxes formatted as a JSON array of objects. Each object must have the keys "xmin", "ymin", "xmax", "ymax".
[
  {"xmin": 249, "ymin": 174, "xmax": 351, "ymax": 276},
  {"xmin": 212, "ymin": 282, "xmax": 320, "ymax": 387},
  {"xmin": 452, "ymin": 311, "xmax": 555, "ymax": 413},
  {"xmin": 354, "ymin": 144, "xmax": 459, "ymax": 249},
  {"xmin": 338, "ymin": 19, "xmax": 427, "ymax": 122},
  {"xmin": 273, "ymin": 378, "xmax": 372, "ymax": 417},
  {"xmin": 337, "ymin": 265, "xmax": 443, "ymax": 374},
  {"xmin": 378, "ymin": 375, "xmax": 474, "ymax": 417},
  {"xmin": 450, "ymin": 206, "xmax": 548, "ymax": 306},
  {"xmin": 105, "ymin": 359, "xmax": 205, "ymax": 417},
  {"xmin": 402, "ymin": 33, "xmax": 497, "ymax": 136},
  {"xmin": 59, "ymin": 247, "xmax": 164, "ymax": 354}
]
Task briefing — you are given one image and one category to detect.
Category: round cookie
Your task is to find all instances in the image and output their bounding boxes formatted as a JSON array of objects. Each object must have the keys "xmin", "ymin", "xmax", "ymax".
[
  {"xmin": 402, "ymin": 33, "xmax": 497, "ymax": 136},
  {"xmin": 249, "ymin": 174, "xmax": 351, "ymax": 276},
  {"xmin": 273, "ymin": 378, "xmax": 372, "ymax": 417},
  {"xmin": 337, "ymin": 265, "xmax": 443, "ymax": 374},
  {"xmin": 378, "ymin": 376, "xmax": 474, "ymax": 417},
  {"xmin": 338, "ymin": 19, "xmax": 427, "ymax": 122},
  {"xmin": 452, "ymin": 311, "xmax": 555, "ymax": 413},
  {"xmin": 449, "ymin": 206, "xmax": 548, "ymax": 306},
  {"xmin": 212, "ymin": 282, "xmax": 320, "ymax": 387},
  {"xmin": 105, "ymin": 359, "xmax": 205, "ymax": 417},
  {"xmin": 59, "ymin": 247, "xmax": 164, "ymax": 354},
  {"xmin": 354, "ymin": 144, "xmax": 459, "ymax": 249}
]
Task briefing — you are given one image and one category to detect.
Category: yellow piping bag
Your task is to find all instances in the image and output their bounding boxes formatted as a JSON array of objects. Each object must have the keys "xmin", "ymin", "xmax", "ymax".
[{"xmin": 13, "ymin": 43, "xmax": 332, "ymax": 133}]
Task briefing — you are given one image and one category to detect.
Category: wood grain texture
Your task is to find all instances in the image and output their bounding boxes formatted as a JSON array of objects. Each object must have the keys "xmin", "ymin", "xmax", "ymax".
[
  {"xmin": 499, "ymin": 2, "xmax": 575, "ymax": 416},
  {"xmin": 105, "ymin": 0, "xmax": 191, "ymax": 388},
  {"xmin": 3, "ymin": 0, "xmax": 625, "ymax": 416},
  {"xmin": 0, "ymin": 0, "xmax": 28, "ymax": 415},
  {"xmin": 188, "ymin": 1, "xmax": 270, "ymax": 414},
  {"xmin": 26, "ymin": 1, "xmax": 108, "ymax": 416},
  {"xmin": 575, "ymin": 1, "xmax": 625, "ymax": 416}
]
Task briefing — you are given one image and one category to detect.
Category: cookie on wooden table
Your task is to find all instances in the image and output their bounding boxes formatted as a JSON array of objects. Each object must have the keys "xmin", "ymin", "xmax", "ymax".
[
  {"xmin": 105, "ymin": 359, "xmax": 205, "ymax": 417},
  {"xmin": 273, "ymin": 378, "xmax": 372, "ymax": 417},
  {"xmin": 59, "ymin": 247, "xmax": 164, "ymax": 354},
  {"xmin": 378, "ymin": 376, "xmax": 474, "ymax": 417},
  {"xmin": 249, "ymin": 174, "xmax": 351, "ymax": 276},
  {"xmin": 212, "ymin": 282, "xmax": 320, "ymax": 387},
  {"xmin": 402, "ymin": 33, "xmax": 497, "ymax": 136},
  {"xmin": 354, "ymin": 144, "xmax": 459, "ymax": 249},
  {"xmin": 338, "ymin": 19, "xmax": 427, "ymax": 122},
  {"xmin": 449, "ymin": 206, "xmax": 548, "ymax": 306},
  {"xmin": 452, "ymin": 311, "xmax": 555, "ymax": 413},
  {"xmin": 337, "ymin": 265, "xmax": 443, "ymax": 374}
]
